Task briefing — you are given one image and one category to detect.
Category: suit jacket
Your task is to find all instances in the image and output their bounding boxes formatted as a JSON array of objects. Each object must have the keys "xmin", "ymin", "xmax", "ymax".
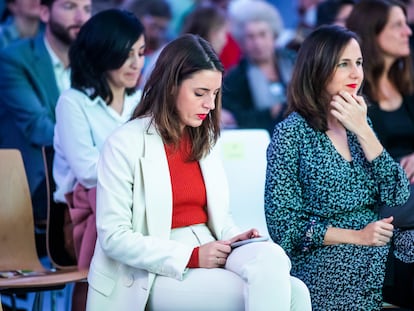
[
  {"xmin": 222, "ymin": 48, "xmax": 296, "ymax": 134},
  {"xmin": 0, "ymin": 34, "xmax": 59, "ymax": 220},
  {"xmin": 86, "ymin": 117, "xmax": 241, "ymax": 311}
]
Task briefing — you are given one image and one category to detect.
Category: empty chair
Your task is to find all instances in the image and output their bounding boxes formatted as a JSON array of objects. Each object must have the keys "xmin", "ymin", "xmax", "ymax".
[
  {"xmin": 219, "ymin": 129, "xmax": 271, "ymax": 236},
  {"xmin": 0, "ymin": 149, "xmax": 87, "ymax": 311}
]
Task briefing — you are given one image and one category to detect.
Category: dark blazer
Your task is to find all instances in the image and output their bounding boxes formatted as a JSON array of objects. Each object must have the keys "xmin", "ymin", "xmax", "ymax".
[
  {"xmin": 0, "ymin": 33, "xmax": 60, "ymax": 220},
  {"xmin": 222, "ymin": 48, "xmax": 296, "ymax": 134}
]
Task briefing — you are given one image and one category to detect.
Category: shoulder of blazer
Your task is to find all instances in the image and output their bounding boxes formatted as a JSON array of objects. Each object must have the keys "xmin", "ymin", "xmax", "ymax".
[
  {"xmin": 31, "ymin": 34, "xmax": 50, "ymax": 61},
  {"xmin": 0, "ymin": 34, "xmax": 44, "ymax": 61}
]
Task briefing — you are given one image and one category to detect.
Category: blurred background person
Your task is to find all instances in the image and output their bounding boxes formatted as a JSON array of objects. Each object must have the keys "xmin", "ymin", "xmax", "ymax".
[
  {"xmin": 347, "ymin": 0, "xmax": 414, "ymax": 309},
  {"xmin": 401, "ymin": 0, "xmax": 414, "ymax": 56},
  {"xmin": 222, "ymin": 0, "xmax": 296, "ymax": 133},
  {"xmin": 121, "ymin": 0, "xmax": 171, "ymax": 56},
  {"xmin": 316, "ymin": 0, "xmax": 355, "ymax": 28},
  {"xmin": 180, "ymin": 2, "xmax": 238, "ymax": 128},
  {"xmin": 53, "ymin": 8, "xmax": 145, "ymax": 311},
  {"xmin": 0, "ymin": 0, "xmax": 44, "ymax": 49},
  {"xmin": 282, "ymin": 0, "xmax": 322, "ymax": 51},
  {"xmin": 182, "ymin": 0, "xmax": 241, "ymax": 70},
  {"xmin": 91, "ymin": 0, "xmax": 121, "ymax": 14},
  {"xmin": 0, "ymin": 0, "xmax": 91, "ymax": 249},
  {"xmin": 121, "ymin": 0, "xmax": 172, "ymax": 88},
  {"xmin": 207, "ymin": 0, "xmax": 242, "ymax": 70}
]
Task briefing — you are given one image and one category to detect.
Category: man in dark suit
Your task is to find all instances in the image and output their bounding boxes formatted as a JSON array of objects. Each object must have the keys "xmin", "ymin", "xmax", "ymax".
[{"xmin": 0, "ymin": 0, "xmax": 92, "ymax": 224}]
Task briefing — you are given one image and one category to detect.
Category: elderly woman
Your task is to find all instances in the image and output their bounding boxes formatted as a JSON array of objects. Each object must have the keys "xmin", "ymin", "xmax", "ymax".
[{"xmin": 222, "ymin": 0, "xmax": 296, "ymax": 133}]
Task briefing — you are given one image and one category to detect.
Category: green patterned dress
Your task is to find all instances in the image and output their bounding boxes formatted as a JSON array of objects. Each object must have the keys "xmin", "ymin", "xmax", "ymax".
[{"xmin": 265, "ymin": 112, "xmax": 410, "ymax": 310}]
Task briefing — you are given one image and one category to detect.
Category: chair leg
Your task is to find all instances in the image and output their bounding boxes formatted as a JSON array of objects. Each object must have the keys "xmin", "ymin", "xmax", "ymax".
[
  {"xmin": 10, "ymin": 294, "xmax": 17, "ymax": 311},
  {"xmin": 32, "ymin": 292, "xmax": 43, "ymax": 311},
  {"xmin": 50, "ymin": 290, "xmax": 57, "ymax": 311},
  {"xmin": 64, "ymin": 284, "xmax": 74, "ymax": 311}
]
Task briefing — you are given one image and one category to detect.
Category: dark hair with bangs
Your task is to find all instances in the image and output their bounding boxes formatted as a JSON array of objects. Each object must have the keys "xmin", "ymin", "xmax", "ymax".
[
  {"xmin": 132, "ymin": 34, "xmax": 224, "ymax": 161},
  {"xmin": 40, "ymin": 0, "xmax": 55, "ymax": 7},
  {"xmin": 316, "ymin": 0, "xmax": 356, "ymax": 27},
  {"xmin": 346, "ymin": 0, "xmax": 414, "ymax": 102},
  {"xmin": 286, "ymin": 25, "xmax": 360, "ymax": 131},
  {"xmin": 69, "ymin": 9, "xmax": 145, "ymax": 105}
]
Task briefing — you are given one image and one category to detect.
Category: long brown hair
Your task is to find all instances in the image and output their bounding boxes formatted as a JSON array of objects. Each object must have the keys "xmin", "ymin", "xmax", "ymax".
[
  {"xmin": 287, "ymin": 25, "xmax": 360, "ymax": 131},
  {"xmin": 132, "ymin": 34, "xmax": 224, "ymax": 160},
  {"xmin": 346, "ymin": 0, "xmax": 414, "ymax": 101}
]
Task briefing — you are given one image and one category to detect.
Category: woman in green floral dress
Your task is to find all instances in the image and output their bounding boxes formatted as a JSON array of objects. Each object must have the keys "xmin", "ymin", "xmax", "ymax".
[{"xmin": 265, "ymin": 25, "xmax": 410, "ymax": 310}]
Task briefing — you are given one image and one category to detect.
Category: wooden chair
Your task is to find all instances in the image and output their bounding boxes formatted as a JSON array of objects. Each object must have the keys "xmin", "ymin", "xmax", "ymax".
[{"xmin": 0, "ymin": 149, "xmax": 87, "ymax": 311}]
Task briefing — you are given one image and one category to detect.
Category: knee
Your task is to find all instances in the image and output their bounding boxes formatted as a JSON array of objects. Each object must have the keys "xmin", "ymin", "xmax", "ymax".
[
  {"xmin": 256, "ymin": 242, "xmax": 291, "ymax": 269},
  {"xmin": 290, "ymin": 276, "xmax": 312, "ymax": 310}
]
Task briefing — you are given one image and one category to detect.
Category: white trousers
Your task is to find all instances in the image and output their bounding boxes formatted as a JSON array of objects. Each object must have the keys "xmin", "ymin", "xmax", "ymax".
[{"xmin": 146, "ymin": 225, "xmax": 311, "ymax": 311}]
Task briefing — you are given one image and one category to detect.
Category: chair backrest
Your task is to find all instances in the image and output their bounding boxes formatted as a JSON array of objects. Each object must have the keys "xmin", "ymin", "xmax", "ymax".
[
  {"xmin": 219, "ymin": 129, "xmax": 271, "ymax": 237},
  {"xmin": 0, "ymin": 149, "xmax": 45, "ymax": 271},
  {"xmin": 41, "ymin": 146, "xmax": 77, "ymax": 269}
]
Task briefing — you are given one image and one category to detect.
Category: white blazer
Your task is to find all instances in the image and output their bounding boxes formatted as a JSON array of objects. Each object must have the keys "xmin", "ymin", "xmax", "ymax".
[{"xmin": 86, "ymin": 117, "xmax": 241, "ymax": 311}]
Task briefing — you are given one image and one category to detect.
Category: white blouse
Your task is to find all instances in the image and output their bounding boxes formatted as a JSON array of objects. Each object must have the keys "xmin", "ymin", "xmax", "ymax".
[{"xmin": 53, "ymin": 87, "xmax": 141, "ymax": 203}]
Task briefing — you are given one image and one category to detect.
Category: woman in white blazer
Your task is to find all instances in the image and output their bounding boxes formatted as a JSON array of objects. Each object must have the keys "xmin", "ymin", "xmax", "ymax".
[{"xmin": 86, "ymin": 34, "xmax": 311, "ymax": 311}]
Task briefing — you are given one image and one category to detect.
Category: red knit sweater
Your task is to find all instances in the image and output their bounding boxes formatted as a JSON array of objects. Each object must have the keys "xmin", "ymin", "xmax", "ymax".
[{"xmin": 165, "ymin": 134, "xmax": 208, "ymax": 267}]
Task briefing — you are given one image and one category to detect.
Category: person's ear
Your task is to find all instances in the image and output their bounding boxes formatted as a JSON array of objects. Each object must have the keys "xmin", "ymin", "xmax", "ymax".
[{"xmin": 39, "ymin": 4, "xmax": 50, "ymax": 24}]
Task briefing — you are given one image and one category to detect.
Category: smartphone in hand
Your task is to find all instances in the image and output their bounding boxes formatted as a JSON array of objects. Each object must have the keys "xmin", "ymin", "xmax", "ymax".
[{"xmin": 230, "ymin": 236, "xmax": 269, "ymax": 248}]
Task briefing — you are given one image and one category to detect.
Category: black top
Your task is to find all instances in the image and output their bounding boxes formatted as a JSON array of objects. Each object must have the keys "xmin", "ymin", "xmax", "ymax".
[{"xmin": 368, "ymin": 94, "xmax": 414, "ymax": 161}]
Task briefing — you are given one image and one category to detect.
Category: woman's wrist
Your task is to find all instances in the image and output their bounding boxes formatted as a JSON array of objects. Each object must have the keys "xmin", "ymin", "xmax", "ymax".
[{"xmin": 324, "ymin": 227, "xmax": 360, "ymax": 245}]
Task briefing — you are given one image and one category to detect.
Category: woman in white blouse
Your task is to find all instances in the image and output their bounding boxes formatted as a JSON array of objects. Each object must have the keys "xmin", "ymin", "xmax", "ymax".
[{"xmin": 52, "ymin": 9, "xmax": 145, "ymax": 311}]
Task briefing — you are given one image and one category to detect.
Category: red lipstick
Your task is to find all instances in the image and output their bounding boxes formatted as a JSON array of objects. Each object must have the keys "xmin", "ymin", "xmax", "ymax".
[
  {"xmin": 197, "ymin": 114, "xmax": 207, "ymax": 120},
  {"xmin": 346, "ymin": 84, "xmax": 358, "ymax": 89}
]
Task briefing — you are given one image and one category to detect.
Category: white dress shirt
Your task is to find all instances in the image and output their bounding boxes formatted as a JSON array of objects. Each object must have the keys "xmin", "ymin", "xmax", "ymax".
[{"xmin": 44, "ymin": 37, "xmax": 71, "ymax": 93}]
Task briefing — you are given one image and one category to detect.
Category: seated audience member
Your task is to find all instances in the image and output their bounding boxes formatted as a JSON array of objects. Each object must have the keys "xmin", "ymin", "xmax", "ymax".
[
  {"xmin": 121, "ymin": 0, "xmax": 171, "ymax": 56},
  {"xmin": 181, "ymin": 3, "xmax": 237, "ymax": 128},
  {"xmin": 53, "ymin": 8, "xmax": 145, "ymax": 311},
  {"xmin": 316, "ymin": 0, "xmax": 355, "ymax": 27},
  {"xmin": 347, "ymin": 0, "xmax": 414, "ymax": 308},
  {"xmin": 181, "ymin": 3, "xmax": 227, "ymax": 62},
  {"xmin": 121, "ymin": 0, "xmax": 172, "ymax": 88},
  {"xmin": 222, "ymin": 0, "xmax": 296, "ymax": 134},
  {"xmin": 283, "ymin": 0, "xmax": 320, "ymax": 52},
  {"xmin": 0, "ymin": 0, "xmax": 91, "ymax": 227},
  {"xmin": 91, "ymin": 0, "xmax": 122, "ymax": 14},
  {"xmin": 0, "ymin": 0, "xmax": 44, "ymax": 49},
  {"xmin": 197, "ymin": 0, "xmax": 242, "ymax": 70},
  {"xmin": 86, "ymin": 33, "xmax": 312, "ymax": 311},
  {"xmin": 210, "ymin": 0, "xmax": 241, "ymax": 70},
  {"xmin": 264, "ymin": 25, "xmax": 410, "ymax": 310},
  {"xmin": 401, "ymin": 0, "xmax": 414, "ymax": 56}
]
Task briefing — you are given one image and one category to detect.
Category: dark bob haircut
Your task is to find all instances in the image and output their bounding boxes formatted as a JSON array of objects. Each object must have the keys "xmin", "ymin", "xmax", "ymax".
[
  {"xmin": 69, "ymin": 9, "xmax": 145, "ymax": 104},
  {"xmin": 287, "ymin": 25, "xmax": 360, "ymax": 131}
]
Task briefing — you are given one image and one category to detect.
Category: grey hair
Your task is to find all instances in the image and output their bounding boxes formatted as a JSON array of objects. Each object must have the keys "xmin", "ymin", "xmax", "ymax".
[{"xmin": 228, "ymin": 0, "xmax": 284, "ymax": 45}]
